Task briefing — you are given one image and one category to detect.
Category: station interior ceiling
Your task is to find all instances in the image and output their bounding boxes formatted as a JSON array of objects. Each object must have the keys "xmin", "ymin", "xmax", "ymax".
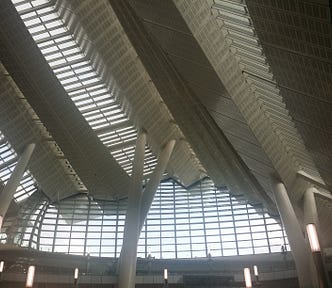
[{"xmin": 0, "ymin": 0, "xmax": 331, "ymax": 285}]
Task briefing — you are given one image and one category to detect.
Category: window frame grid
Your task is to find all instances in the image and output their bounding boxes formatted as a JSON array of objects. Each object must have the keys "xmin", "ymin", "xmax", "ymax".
[{"xmin": 4, "ymin": 179, "xmax": 289, "ymax": 258}]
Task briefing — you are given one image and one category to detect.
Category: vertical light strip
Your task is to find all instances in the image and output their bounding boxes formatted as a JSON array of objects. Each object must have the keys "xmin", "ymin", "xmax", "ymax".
[
  {"xmin": 25, "ymin": 265, "xmax": 35, "ymax": 288},
  {"xmin": 306, "ymin": 223, "xmax": 320, "ymax": 252},
  {"xmin": 244, "ymin": 267, "xmax": 252, "ymax": 288},
  {"xmin": 253, "ymin": 265, "xmax": 258, "ymax": 276},
  {"xmin": 164, "ymin": 268, "xmax": 168, "ymax": 280},
  {"xmin": 74, "ymin": 267, "xmax": 79, "ymax": 279},
  {"xmin": 0, "ymin": 260, "xmax": 4, "ymax": 272}
]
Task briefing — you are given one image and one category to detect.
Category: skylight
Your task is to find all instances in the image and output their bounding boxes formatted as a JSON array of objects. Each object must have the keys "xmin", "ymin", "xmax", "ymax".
[{"xmin": 12, "ymin": 0, "xmax": 158, "ymax": 176}]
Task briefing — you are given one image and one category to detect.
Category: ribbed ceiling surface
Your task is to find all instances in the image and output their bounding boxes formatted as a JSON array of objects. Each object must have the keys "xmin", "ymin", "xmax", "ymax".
[
  {"xmin": 0, "ymin": 0, "xmax": 131, "ymax": 200},
  {"xmin": 58, "ymin": 0, "xmax": 206, "ymax": 187},
  {"xmin": 0, "ymin": 0, "xmax": 207, "ymax": 203},
  {"xmin": 245, "ymin": 0, "xmax": 332, "ymax": 190},
  {"xmin": 171, "ymin": 0, "xmax": 325, "ymax": 206},
  {"xmin": 128, "ymin": 0, "xmax": 278, "ymax": 204},
  {"xmin": 108, "ymin": 0, "xmax": 279, "ymax": 213},
  {"xmin": 14, "ymin": 0, "xmax": 159, "ymax": 177},
  {"xmin": 0, "ymin": 63, "xmax": 85, "ymax": 201},
  {"xmin": 0, "ymin": 0, "xmax": 330, "ymax": 227},
  {"xmin": 316, "ymin": 195, "xmax": 332, "ymax": 248}
]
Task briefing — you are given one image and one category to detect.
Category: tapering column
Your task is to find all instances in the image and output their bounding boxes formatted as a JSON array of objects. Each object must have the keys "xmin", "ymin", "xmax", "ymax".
[
  {"xmin": 139, "ymin": 139, "xmax": 176, "ymax": 233},
  {"xmin": 118, "ymin": 132, "xmax": 146, "ymax": 288},
  {"xmin": 272, "ymin": 181, "xmax": 313, "ymax": 288},
  {"xmin": 304, "ymin": 187, "xmax": 329, "ymax": 288},
  {"xmin": 0, "ymin": 143, "xmax": 35, "ymax": 229},
  {"xmin": 304, "ymin": 187, "xmax": 319, "ymax": 226}
]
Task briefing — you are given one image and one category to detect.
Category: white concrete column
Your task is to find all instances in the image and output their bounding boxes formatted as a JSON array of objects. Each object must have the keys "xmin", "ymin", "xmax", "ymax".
[
  {"xmin": 139, "ymin": 139, "xmax": 176, "ymax": 233},
  {"xmin": 118, "ymin": 132, "xmax": 146, "ymax": 288},
  {"xmin": 272, "ymin": 182, "xmax": 314, "ymax": 288},
  {"xmin": 0, "ymin": 143, "xmax": 35, "ymax": 229},
  {"xmin": 304, "ymin": 187, "xmax": 319, "ymax": 227}
]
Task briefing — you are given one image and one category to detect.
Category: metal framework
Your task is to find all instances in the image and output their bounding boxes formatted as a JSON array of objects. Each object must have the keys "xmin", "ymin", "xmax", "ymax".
[
  {"xmin": 1, "ymin": 178, "xmax": 289, "ymax": 259},
  {"xmin": 211, "ymin": 0, "xmax": 319, "ymax": 180},
  {"xmin": 11, "ymin": 0, "xmax": 158, "ymax": 177}
]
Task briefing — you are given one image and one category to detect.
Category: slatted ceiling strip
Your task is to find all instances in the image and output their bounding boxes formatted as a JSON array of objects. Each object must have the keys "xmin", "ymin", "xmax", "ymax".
[
  {"xmin": 104, "ymin": 130, "xmax": 135, "ymax": 141},
  {"xmin": 65, "ymin": 0, "xmax": 206, "ymax": 185},
  {"xmin": 210, "ymin": 1, "xmax": 322, "ymax": 187},
  {"xmin": 80, "ymin": 96, "xmax": 113, "ymax": 109},
  {"xmin": 255, "ymin": 93, "xmax": 284, "ymax": 108},
  {"xmin": 99, "ymin": 133, "xmax": 128, "ymax": 143},
  {"xmin": 78, "ymin": 101, "xmax": 117, "ymax": 114},
  {"xmin": 236, "ymin": 49, "xmax": 266, "ymax": 65},
  {"xmin": 105, "ymin": 140, "xmax": 135, "ymax": 149},
  {"xmin": 221, "ymin": 19, "xmax": 254, "ymax": 35},
  {"xmin": 228, "ymin": 29, "xmax": 258, "ymax": 43},
  {"xmin": 36, "ymin": 35, "xmax": 73, "ymax": 50},
  {"xmin": 60, "ymin": 74, "xmax": 96, "ymax": 87},
  {"xmin": 109, "ymin": 133, "xmax": 137, "ymax": 143},
  {"xmin": 257, "ymin": 95, "xmax": 286, "ymax": 111},
  {"xmin": 244, "ymin": 71, "xmax": 274, "ymax": 84},
  {"xmin": 41, "ymin": 42, "xmax": 77, "ymax": 56},
  {"xmin": 56, "ymin": 64, "xmax": 91, "ymax": 77},
  {"xmin": 29, "ymin": 22, "xmax": 63, "ymax": 36},
  {"xmin": 249, "ymin": 83, "xmax": 279, "ymax": 97},
  {"xmin": 243, "ymin": 60, "xmax": 272, "ymax": 75},
  {"xmin": 213, "ymin": 2, "xmax": 246, "ymax": 14},
  {"xmin": 242, "ymin": 61, "xmax": 273, "ymax": 75},
  {"xmin": 241, "ymin": 58, "xmax": 270, "ymax": 72},
  {"xmin": 1, "ymin": 63, "xmax": 87, "ymax": 199}
]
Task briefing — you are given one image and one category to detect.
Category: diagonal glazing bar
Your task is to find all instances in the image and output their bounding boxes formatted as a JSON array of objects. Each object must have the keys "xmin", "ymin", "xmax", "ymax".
[{"xmin": 0, "ymin": 132, "xmax": 37, "ymax": 202}]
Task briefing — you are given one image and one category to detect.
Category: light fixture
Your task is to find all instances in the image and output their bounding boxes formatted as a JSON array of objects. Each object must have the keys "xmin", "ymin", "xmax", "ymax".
[
  {"xmin": 25, "ymin": 265, "xmax": 35, "ymax": 288},
  {"xmin": 163, "ymin": 268, "xmax": 168, "ymax": 280},
  {"xmin": 253, "ymin": 265, "xmax": 259, "ymax": 283},
  {"xmin": 306, "ymin": 223, "xmax": 320, "ymax": 252},
  {"xmin": 74, "ymin": 268, "xmax": 79, "ymax": 280},
  {"xmin": 0, "ymin": 215, "xmax": 3, "ymax": 230},
  {"xmin": 74, "ymin": 267, "xmax": 79, "ymax": 286},
  {"xmin": 253, "ymin": 265, "xmax": 258, "ymax": 276},
  {"xmin": 163, "ymin": 268, "xmax": 168, "ymax": 287},
  {"xmin": 0, "ymin": 261, "xmax": 4, "ymax": 273},
  {"xmin": 306, "ymin": 223, "xmax": 329, "ymax": 287},
  {"xmin": 244, "ymin": 267, "xmax": 252, "ymax": 288}
]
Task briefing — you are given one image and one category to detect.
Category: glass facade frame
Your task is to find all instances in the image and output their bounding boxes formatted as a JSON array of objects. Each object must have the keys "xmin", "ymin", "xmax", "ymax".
[{"xmin": 1, "ymin": 178, "xmax": 289, "ymax": 259}]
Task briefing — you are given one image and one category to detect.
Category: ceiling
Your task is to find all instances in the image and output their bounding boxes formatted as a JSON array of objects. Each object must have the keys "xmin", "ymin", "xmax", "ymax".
[{"xmin": 0, "ymin": 0, "xmax": 331, "ymax": 241}]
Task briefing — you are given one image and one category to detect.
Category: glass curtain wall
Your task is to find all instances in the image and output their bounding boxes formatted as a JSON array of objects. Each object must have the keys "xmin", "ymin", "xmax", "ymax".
[{"xmin": 1, "ymin": 179, "xmax": 288, "ymax": 258}]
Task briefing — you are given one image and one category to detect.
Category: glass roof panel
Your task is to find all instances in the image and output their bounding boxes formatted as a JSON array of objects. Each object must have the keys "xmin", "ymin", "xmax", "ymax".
[{"xmin": 12, "ymin": 0, "xmax": 158, "ymax": 177}]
